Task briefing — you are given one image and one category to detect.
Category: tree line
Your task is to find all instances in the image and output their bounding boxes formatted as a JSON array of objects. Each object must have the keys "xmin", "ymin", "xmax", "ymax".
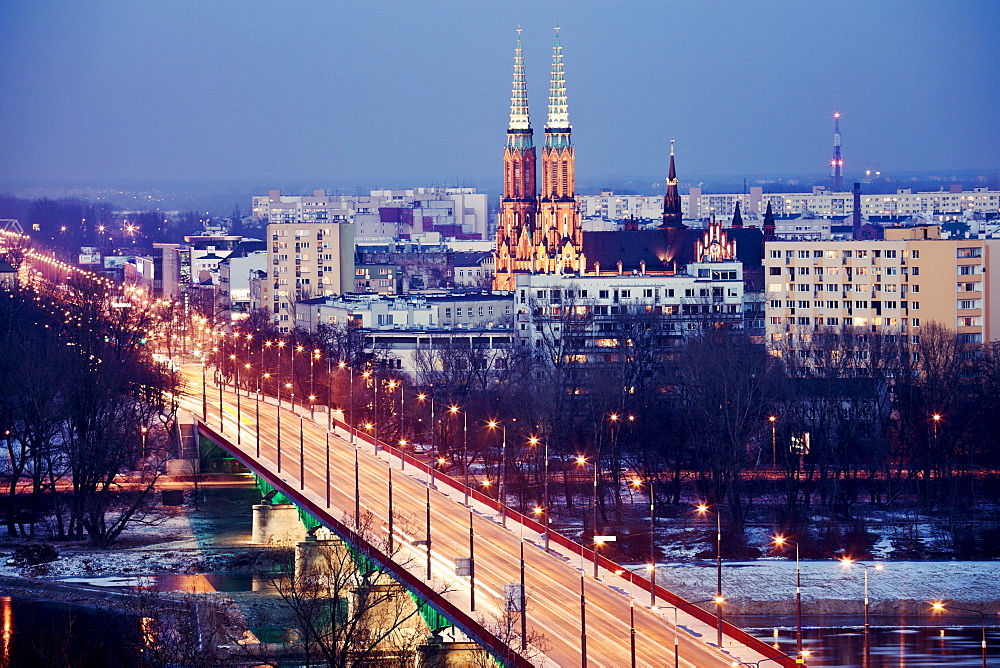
[
  {"xmin": 223, "ymin": 305, "xmax": 1000, "ymax": 558},
  {"xmin": 0, "ymin": 279, "xmax": 179, "ymax": 546}
]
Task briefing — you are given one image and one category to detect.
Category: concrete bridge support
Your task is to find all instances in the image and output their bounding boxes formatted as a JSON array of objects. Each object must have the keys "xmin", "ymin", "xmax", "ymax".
[{"xmin": 252, "ymin": 502, "xmax": 306, "ymax": 545}]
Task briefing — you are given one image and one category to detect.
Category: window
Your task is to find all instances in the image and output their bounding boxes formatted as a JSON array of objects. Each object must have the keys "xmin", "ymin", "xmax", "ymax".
[
  {"xmin": 813, "ymin": 250, "xmax": 823, "ymax": 258},
  {"xmin": 911, "ymin": 285, "xmax": 919, "ymax": 292},
  {"xmin": 912, "ymin": 318, "xmax": 920, "ymax": 327},
  {"xmin": 884, "ymin": 250, "xmax": 897, "ymax": 259},
  {"xmin": 884, "ymin": 301, "xmax": 897, "ymax": 309},
  {"xmin": 599, "ymin": 290, "xmax": 609, "ymax": 299},
  {"xmin": 621, "ymin": 290, "xmax": 631, "ymax": 298},
  {"xmin": 883, "ymin": 267, "xmax": 897, "ymax": 276},
  {"xmin": 912, "ymin": 267, "xmax": 920, "ymax": 276},
  {"xmin": 643, "ymin": 289, "xmax": 654, "ymax": 297},
  {"xmin": 959, "ymin": 265, "xmax": 979, "ymax": 275},
  {"xmin": 798, "ymin": 250, "xmax": 810, "ymax": 258},
  {"xmin": 827, "ymin": 300, "xmax": 839, "ymax": 309},
  {"xmin": 842, "ymin": 251, "xmax": 853, "ymax": 258},
  {"xmin": 667, "ymin": 289, "xmax": 675, "ymax": 298},
  {"xmin": 685, "ymin": 289, "xmax": 694, "ymax": 297},
  {"xmin": 445, "ymin": 308, "xmax": 452, "ymax": 318},
  {"xmin": 798, "ymin": 300, "xmax": 809, "ymax": 308},
  {"xmin": 797, "ymin": 317, "xmax": 811, "ymax": 325},
  {"xmin": 957, "ymin": 247, "xmax": 982, "ymax": 258},
  {"xmin": 911, "ymin": 302, "xmax": 919, "ymax": 310},
  {"xmin": 770, "ymin": 250, "xmax": 782, "ymax": 259},
  {"xmin": 770, "ymin": 317, "xmax": 783, "ymax": 325},
  {"xmin": 797, "ymin": 267, "xmax": 810, "ymax": 275},
  {"xmin": 828, "ymin": 317, "xmax": 840, "ymax": 326},
  {"xmin": 770, "ymin": 300, "xmax": 782, "ymax": 308},
  {"xmin": 910, "ymin": 249, "xmax": 920, "ymax": 259},
  {"xmin": 959, "ymin": 300, "xmax": 981, "ymax": 309},
  {"xmin": 769, "ymin": 267, "xmax": 782, "ymax": 275},
  {"xmin": 798, "ymin": 284, "xmax": 810, "ymax": 292},
  {"xmin": 855, "ymin": 300, "xmax": 868, "ymax": 309}
]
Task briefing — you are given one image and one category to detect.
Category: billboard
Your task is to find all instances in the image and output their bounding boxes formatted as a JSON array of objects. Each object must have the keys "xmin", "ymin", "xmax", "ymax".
[{"xmin": 79, "ymin": 253, "xmax": 102, "ymax": 265}]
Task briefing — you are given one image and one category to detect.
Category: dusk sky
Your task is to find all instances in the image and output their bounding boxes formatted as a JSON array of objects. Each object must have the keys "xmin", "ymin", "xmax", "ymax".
[{"xmin": 1, "ymin": 1, "xmax": 997, "ymax": 190}]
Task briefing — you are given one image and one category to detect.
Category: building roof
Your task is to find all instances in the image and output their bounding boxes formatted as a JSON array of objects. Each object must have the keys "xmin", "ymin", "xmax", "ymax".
[
  {"xmin": 581, "ymin": 226, "xmax": 763, "ymax": 273},
  {"xmin": 453, "ymin": 251, "xmax": 492, "ymax": 267}
]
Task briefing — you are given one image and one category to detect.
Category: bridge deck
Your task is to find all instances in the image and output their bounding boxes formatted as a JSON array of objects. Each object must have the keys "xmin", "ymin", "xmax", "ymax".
[{"xmin": 184, "ymin": 370, "xmax": 798, "ymax": 668}]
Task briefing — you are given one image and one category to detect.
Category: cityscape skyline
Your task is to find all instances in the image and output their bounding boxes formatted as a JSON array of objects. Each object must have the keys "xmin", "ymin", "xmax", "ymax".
[{"xmin": 1, "ymin": 0, "xmax": 998, "ymax": 190}]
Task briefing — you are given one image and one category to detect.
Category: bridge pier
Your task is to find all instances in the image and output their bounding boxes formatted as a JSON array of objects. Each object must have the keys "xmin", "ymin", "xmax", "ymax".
[
  {"xmin": 416, "ymin": 635, "xmax": 482, "ymax": 667},
  {"xmin": 252, "ymin": 502, "xmax": 306, "ymax": 545}
]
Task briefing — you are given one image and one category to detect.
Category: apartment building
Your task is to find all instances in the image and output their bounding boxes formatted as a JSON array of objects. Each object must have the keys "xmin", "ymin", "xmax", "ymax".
[
  {"xmin": 764, "ymin": 225, "xmax": 1000, "ymax": 348},
  {"xmin": 266, "ymin": 220, "xmax": 355, "ymax": 332},
  {"xmin": 514, "ymin": 258, "xmax": 755, "ymax": 362},
  {"xmin": 253, "ymin": 187, "xmax": 489, "ymax": 240}
]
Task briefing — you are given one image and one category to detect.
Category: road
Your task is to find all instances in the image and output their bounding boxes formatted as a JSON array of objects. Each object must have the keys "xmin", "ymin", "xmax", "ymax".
[{"xmin": 179, "ymin": 365, "xmax": 786, "ymax": 667}]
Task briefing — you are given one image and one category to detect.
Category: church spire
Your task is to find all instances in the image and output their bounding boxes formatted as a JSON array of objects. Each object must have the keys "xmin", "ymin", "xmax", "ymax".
[
  {"xmin": 546, "ymin": 27, "xmax": 570, "ymax": 131},
  {"xmin": 731, "ymin": 201, "xmax": 744, "ymax": 228},
  {"xmin": 508, "ymin": 26, "xmax": 530, "ymax": 131},
  {"xmin": 763, "ymin": 200, "xmax": 776, "ymax": 239},
  {"xmin": 661, "ymin": 138, "xmax": 684, "ymax": 228}
]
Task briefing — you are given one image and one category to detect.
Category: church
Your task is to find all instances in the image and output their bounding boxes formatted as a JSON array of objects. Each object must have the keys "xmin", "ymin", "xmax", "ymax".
[
  {"xmin": 493, "ymin": 29, "xmax": 767, "ymax": 350},
  {"xmin": 493, "ymin": 29, "xmax": 765, "ymax": 296}
]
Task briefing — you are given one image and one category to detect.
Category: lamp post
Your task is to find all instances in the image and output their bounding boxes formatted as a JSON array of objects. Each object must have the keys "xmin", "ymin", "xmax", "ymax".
[
  {"xmin": 275, "ymin": 340, "xmax": 285, "ymax": 408},
  {"xmin": 310, "ymin": 348, "xmax": 320, "ymax": 419},
  {"xmin": 930, "ymin": 601, "xmax": 989, "ymax": 668},
  {"xmin": 631, "ymin": 477, "xmax": 657, "ymax": 607},
  {"xmin": 615, "ymin": 569, "xmax": 638, "ymax": 668},
  {"xmin": 449, "ymin": 406, "xmax": 469, "ymax": 505},
  {"xmin": 841, "ymin": 557, "xmax": 883, "ymax": 668},
  {"xmin": 769, "ymin": 415, "xmax": 777, "ymax": 466},
  {"xmin": 338, "ymin": 361, "xmax": 354, "ymax": 444},
  {"xmin": 529, "ymin": 435, "xmax": 550, "ymax": 551},
  {"xmin": 697, "ymin": 503, "xmax": 724, "ymax": 650},
  {"xmin": 659, "ymin": 598, "xmax": 718, "ymax": 668},
  {"xmin": 576, "ymin": 454, "xmax": 601, "ymax": 578},
  {"xmin": 417, "ymin": 391, "xmax": 435, "ymax": 488},
  {"xmin": 773, "ymin": 536, "xmax": 803, "ymax": 656},
  {"xmin": 487, "ymin": 420, "xmax": 508, "ymax": 528},
  {"xmin": 932, "ymin": 413, "xmax": 941, "ymax": 441}
]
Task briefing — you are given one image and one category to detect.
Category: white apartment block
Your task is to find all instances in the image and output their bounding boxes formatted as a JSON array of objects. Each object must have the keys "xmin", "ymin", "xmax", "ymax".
[
  {"xmin": 266, "ymin": 221, "xmax": 355, "ymax": 332},
  {"xmin": 687, "ymin": 186, "xmax": 999, "ymax": 221},
  {"xmin": 764, "ymin": 226, "xmax": 1000, "ymax": 350},
  {"xmin": 581, "ymin": 186, "xmax": 1000, "ymax": 224},
  {"xmin": 253, "ymin": 187, "xmax": 489, "ymax": 240},
  {"xmin": 514, "ymin": 261, "xmax": 750, "ymax": 360}
]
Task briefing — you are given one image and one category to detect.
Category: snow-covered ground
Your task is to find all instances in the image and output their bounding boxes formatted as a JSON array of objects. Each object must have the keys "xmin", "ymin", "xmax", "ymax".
[{"xmin": 648, "ymin": 559, "xmax": 1000, "ymax": 615}]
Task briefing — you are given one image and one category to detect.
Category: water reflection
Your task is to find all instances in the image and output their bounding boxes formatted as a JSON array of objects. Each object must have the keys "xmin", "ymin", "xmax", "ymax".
[
  {"xmin": 734, "ymin": 615, "xmax": 999, "ymax": 667},
  {"xmin": 0, "ymin": 597, "xmax": 137, "ymax": 667}
]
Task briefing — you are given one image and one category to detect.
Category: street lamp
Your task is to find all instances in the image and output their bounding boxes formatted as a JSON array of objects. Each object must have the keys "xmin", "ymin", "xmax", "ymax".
[
  {"xmin": 631, "ymin": 477, "xmax": 657, "ymax": 607},
  {"xmin": 930, "ymin": 601, "xmax": 989, "ymax": 668},
  {"xmin": 840, "ymin": 556, "xmax": 883, "ymax": 668},
  {"xmin": 417, "ymin": 391, "xmax": 436, "ymax": 488},
  {"xmin": 697, "ymin": 503, "xmax": 724, "ymax": 650},
  {"xmin": 529, "ymin": 435, "xmax": 550, "ymax": 551},
  {"xmin": 773, "ymin": 536, "xmax": 803, "ymax": 656},
  {"xmin": 449, "ymin": 405, "xmax": 469, "ymax": 505},
  {"xmin": 931, "ymin": 413, "xmax": 942, "ymax": 440},
  {"xmin": 487, "ymin": 419, "xmax": 508, "ymax": 527},
  {"xmin": 338, "ymin": 361, "xmax": 354, "ymax": 443},
  {"xmin": 576, "ymin": 454, "xmax": 601, "ymax": 578},
  {"xmin": 659, "ymin": 598, "xmax": 719, "ymax": 668},
  {"xmin": 768, "ymin": 415, "xmax": 777, "ymax": 466}
]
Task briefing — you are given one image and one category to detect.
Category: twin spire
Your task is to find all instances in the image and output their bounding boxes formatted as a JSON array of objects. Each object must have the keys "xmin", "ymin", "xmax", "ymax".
[{"xmin": 507, "ymin": 27, "xmax": 571, "ymax": 132}]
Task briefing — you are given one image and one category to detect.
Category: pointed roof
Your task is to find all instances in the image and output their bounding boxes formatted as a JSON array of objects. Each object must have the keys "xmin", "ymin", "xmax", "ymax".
[
  {"xmin": 546, "ymin": 27, "xmax": 569, "ymax": 129},
  {"xmin": 508, "ymin": 27, "xmax": 530, "ymax": 131},
  {"xmin": 731, "ymin": 201, "xmax": 744, "ymax": 228},
  {"xmin": 660, "ymin": 138, "xmax": 684, "ymax": 229}
]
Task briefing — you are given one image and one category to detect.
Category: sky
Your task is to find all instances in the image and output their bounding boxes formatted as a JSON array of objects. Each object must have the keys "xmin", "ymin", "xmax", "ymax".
[{"xmin": 1, "ymin": 0, "xmax": 998, "ymax": 191}]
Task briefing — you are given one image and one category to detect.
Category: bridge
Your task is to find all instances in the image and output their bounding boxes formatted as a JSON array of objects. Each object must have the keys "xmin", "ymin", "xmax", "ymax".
[{"xmin": 180, "ymin": 365, "xmax": 800, "ymax": 667}]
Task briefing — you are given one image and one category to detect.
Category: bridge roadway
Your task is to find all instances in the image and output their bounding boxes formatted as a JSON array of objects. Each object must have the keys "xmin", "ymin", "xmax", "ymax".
[{"xmin": 181, "ymin": 368, "xmax": 797, "ymax": 668}]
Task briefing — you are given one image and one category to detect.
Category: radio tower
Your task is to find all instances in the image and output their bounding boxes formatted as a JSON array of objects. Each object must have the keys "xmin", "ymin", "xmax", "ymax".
[{"xmin": 830, "ymin": 111, "xmax": 844, "ymax": 191}]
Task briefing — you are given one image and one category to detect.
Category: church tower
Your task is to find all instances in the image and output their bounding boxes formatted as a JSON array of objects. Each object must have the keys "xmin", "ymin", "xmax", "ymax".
[
  {"xmin": 660, "ymin": 139, "xmax": 684, "ymax": 228},
  {"xmin": 495, "ymin": 28, "xmax": 537, "ymax": 291},
  {"xmin": 536, "ymin": 27, "xmax": 582, "ymax": 275}
]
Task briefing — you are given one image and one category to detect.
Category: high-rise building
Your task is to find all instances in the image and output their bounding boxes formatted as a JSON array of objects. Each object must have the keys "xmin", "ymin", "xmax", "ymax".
[{"xmin": 266, "ymin": 220, "xmax": 355, "ymax": 332}]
